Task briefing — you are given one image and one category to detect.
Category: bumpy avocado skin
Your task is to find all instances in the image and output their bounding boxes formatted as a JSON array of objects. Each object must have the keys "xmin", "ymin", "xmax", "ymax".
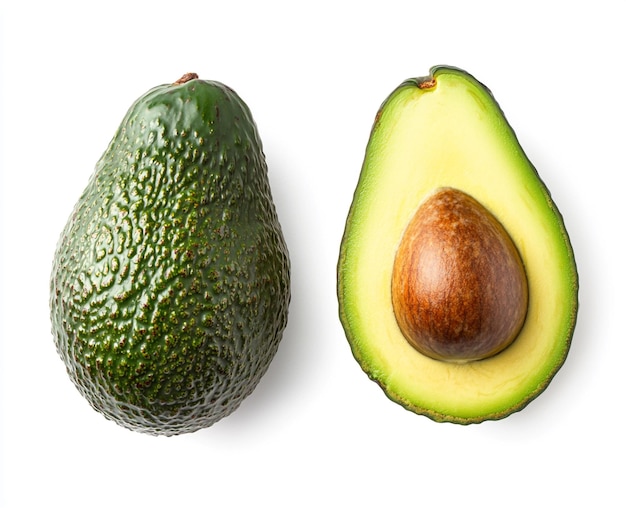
[
  {"xmin": 50, "ymin": 77, "xmax": 290, "ymax": 436},
  {"xmin": 337, "ymin": 66, "xmax": 578, "ymax": 424}
]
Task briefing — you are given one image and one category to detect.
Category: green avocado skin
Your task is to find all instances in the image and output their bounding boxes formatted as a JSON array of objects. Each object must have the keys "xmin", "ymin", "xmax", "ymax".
[{"xmin": 50, "ymin": 77, "xmax": 290, "ymax": 436}]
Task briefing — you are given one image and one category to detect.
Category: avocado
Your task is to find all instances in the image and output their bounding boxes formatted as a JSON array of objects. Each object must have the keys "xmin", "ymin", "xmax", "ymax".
[
  {"xmin": 50, "ymin": 73, "xmax": 290, "ymax": 436},
  {"xmin": 337, "ymin": 66, "xmax": 578, "ymax": 424}
]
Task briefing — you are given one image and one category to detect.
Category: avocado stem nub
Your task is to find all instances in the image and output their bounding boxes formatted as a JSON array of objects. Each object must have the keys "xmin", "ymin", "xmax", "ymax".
[
  {"xmin": 174, "ymin": 73, "xmax": 199, "ymax": 85},
  {"xmin": 418, "ymin": 78, "xmax": 437, "ymax": 90}
]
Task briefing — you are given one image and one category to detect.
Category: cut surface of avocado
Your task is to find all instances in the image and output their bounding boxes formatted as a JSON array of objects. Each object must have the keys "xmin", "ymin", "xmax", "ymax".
[{"xmin": 337, "ymin": 66, "xmax": 578, "ymax": 424}]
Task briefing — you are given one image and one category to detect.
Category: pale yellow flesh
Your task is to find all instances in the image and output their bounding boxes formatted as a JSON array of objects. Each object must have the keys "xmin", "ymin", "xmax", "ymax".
[{"xmin": 339, "ymin": 68, "xmax": 577, "ymax": 421}]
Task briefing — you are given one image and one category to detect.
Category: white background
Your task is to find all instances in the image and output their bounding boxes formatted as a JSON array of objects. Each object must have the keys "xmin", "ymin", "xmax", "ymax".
[{"xmin": 2, "ymin": 1, "xmax": 625, "ymax": 506}]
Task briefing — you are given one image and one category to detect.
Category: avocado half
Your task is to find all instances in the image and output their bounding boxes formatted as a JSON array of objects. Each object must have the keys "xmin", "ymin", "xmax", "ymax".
[{"xmin": 337, "ymin": 66, "xmax": 578, "ymax": 424}]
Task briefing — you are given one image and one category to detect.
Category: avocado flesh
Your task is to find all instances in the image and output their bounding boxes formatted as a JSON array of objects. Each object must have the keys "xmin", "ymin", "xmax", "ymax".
[
  {"xmin": 338, "ymin": 66, "xmax": 578, "ymax": 423},
  {"xmin": 50, "ymin": 75, "xmax": 290, "ymax": 435}
]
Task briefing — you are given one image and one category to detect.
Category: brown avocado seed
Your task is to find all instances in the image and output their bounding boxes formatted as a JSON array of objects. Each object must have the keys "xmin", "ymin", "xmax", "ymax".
[{"xmin": 391, "ymin": 188, "xmax": 528, "ymax": 363}]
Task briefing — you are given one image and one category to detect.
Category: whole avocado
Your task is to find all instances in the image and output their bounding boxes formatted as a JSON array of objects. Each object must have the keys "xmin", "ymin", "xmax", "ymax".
[{"xmin": 50, "ymin": 73, "xmax": 290, "ymax": 436}]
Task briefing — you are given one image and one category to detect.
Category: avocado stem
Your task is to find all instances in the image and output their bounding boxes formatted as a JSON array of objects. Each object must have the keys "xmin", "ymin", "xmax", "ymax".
[
  {"xmin": 418, "ymin": 78, "xmax": 436, "ymax": 90},
  {"xmin": 174, "ymin": 73, "xmax": 199, "ymax": 85}
]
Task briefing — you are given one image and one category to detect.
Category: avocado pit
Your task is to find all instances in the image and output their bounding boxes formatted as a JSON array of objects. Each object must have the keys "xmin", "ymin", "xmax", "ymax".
[{"xmin": 391, "ymin": 187, "xmax": 528, "ymax": 363}]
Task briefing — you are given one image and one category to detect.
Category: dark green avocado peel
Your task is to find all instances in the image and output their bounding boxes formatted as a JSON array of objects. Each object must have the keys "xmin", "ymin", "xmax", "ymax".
[{"xmin": 50, "ymin": 74, "xmax": 290, "ymax": 435}]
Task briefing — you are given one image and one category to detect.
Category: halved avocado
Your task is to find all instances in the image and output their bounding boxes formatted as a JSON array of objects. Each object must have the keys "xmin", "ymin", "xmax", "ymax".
[{"xmin": 337, "ymin": 66, "xmax": 578, "ymax": 424}]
